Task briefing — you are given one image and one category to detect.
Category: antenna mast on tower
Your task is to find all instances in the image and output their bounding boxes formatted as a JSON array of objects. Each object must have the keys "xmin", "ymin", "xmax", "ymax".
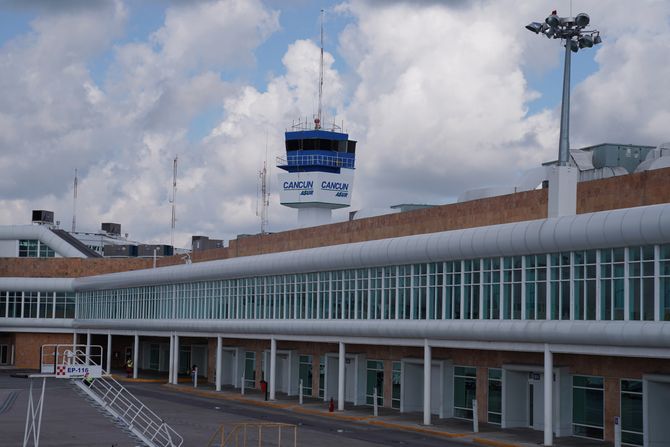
[
  {"xmin": 170, "ymin": 156, "xmax": 178, "ymax": 247},
  {"xmin": 316, "ymin": 9, "xmax": 324, "ymax": 130},
  {"xmin": 71, "ymin": 168, "xmax": 78, "ymax": 232}
]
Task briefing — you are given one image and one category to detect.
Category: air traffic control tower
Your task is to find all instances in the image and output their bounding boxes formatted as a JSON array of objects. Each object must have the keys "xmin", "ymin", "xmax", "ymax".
[{"xmin": 277, "ymin": 120, "xmax": 357, "ymax": 227}]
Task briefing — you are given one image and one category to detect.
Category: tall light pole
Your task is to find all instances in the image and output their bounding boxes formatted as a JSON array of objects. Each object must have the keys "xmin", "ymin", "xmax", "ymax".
[{"xmin": 526, "ymin": 11, "xmax": 601, "ymax": 166}]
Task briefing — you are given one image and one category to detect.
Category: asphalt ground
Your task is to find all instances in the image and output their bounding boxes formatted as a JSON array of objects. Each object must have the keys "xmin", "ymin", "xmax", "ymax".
[{"xmin": 0, "ymin": 372, "xmax": 475, "ymax": 447}]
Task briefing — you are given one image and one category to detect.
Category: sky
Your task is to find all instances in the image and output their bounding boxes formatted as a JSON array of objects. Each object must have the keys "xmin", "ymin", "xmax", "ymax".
[{"xmin": 0, "ymin": 0, "xmax": 669, "ymax": 248}]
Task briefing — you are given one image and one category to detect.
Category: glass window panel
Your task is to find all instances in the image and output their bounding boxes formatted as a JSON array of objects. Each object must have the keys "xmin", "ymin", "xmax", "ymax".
[
  {"xmin": 660, "ymin": 244, "xmax": 670, "ymax": 260},
  {"xmin": 366, "ymin": 360, "xmax": 384, "ymax": 406},
  {"xmin": 488, "ymin": 368, "xmax": 502, "ymax": 425},
  {"xmin": 299, "ymin": 355, "xmax": 313, "ymax": 395},
  {"xmin": 454, "ymin": 366, "xmax": 477, "ymax": 420},
  {"xmin": 244, "ymin": 351, "xmax": 256, "ymax": 389},
  {"xmin": 573, "ymin": 375, "xmax": 604, "ymax": 440}
]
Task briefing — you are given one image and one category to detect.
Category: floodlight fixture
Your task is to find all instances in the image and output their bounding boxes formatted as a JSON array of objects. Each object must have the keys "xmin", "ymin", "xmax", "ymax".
[
  {"xmin": 526, "ymin": 22, "xmax": 543, "ymax": 34},
  {"xmin": 578, "ymin": 35, "xmax": 594, "ymax": 48},
  {"xmin": 525, "ymin": 10, "xmax": 601, "ymax": 167},
  {"xmin": 546, "ymin": 14, "xmax": 560, "ymax": 28},
  {"xmin": 575, "ymin": 13, "xmax": 590, "ymax": 28}
]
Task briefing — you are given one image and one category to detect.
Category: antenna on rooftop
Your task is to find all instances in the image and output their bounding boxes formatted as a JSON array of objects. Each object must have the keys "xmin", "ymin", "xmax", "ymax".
[
  {"xmin": 170, "ymin": 156, "xmax": 178, "ymax": 247},
  {"xmin": 315, "ymin": 9, "xmax": 325, "ymax": 130},
  {"xmin": 257, "ymin": 133, "xmax": 270, "ymax": 234},
  {"xmin": 71, "ymin": 168, "xmax": 78, "ymax": 233}
]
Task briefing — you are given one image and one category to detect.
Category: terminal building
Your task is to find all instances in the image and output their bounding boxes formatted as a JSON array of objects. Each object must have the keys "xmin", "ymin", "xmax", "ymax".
[{"xmin": 1, "ymin": 142, "xmax": 670, "ymax": 447}]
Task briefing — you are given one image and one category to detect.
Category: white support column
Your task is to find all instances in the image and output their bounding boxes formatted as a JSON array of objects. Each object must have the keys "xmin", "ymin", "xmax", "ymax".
[
  {"xmin": 216, "ymin": 336, "xmax": 222, "ymax": 392},
  {"xmin": 168, "ymin": 335, "xmax": 174, "ymax": 384},
  {"xmin": 86, "ymin": 332, "xmax": 92, "ymax": 359},
  {"xmin": 544, "ymin": 344, "xmax": 553, "ymax": 446},
  {"xmin": 338, "ymin": 342, "xmax": 345, "ymax": 411},
  {"xmin": 133, "ymin": 334, "xmax": 139, "ymax": 379},
  {"xmin": 173, "ymin": 335, "xmax": 180, "ymax": 385},
  {"xmin": 72, "ymin": 332, "xmax": 77, "ymax": 346},
  {"xmin": 423, "ymin": 341, "xmax": 432, "ymax": 426},
  {"xmin": 106, "ymin": 333, "xmax": 112, "ymax": 372},
  {"xmin": 269, "ymin": 338, "xmax": 277, "ymax": 400}
]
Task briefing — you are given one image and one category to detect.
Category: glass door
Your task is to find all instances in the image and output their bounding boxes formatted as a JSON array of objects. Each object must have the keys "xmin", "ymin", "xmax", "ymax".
[{"xmin": 0, "ymin": 345, "xmax": 8, "ymax": 364}]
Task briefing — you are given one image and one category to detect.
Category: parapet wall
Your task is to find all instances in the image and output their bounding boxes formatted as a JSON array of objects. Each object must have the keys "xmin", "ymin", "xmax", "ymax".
[
  {"xmin": 1, "ymin": 167, "xmax": 668, "ymax": 278},
  {"xmin": 204, "ymin": 167, "xmax": 670, "ymax": 259}
]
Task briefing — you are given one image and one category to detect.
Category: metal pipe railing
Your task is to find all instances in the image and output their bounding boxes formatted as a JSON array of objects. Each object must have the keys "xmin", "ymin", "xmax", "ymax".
[
  {"xmin": 276, "ymin": 153, "xmax": 354, "ymax": 169},
  {"xmin": 67, "ymin": 348, "xmax": 182, "ymax": 447}
]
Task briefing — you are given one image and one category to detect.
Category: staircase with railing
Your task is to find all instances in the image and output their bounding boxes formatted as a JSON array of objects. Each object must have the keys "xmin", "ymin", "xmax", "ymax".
[{"xmin": 66, "ymin": 348, "xmax": 183, "ymax": 447}]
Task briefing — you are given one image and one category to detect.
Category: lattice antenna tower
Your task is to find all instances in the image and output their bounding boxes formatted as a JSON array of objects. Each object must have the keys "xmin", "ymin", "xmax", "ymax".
[
  {"xmin": 315, "ymin": 9, "xmax": 325, "ymax": 130},
  {"xmin": 170, "ymin": 156, "xmax": 178, "ymax": 246},
  {"xmin": 71, "ymin": 168, "xmax": 78, "ymax": 232},
  {"xmin": 257, "ymin": 133, "xmax": 270, "ymax": 234}
]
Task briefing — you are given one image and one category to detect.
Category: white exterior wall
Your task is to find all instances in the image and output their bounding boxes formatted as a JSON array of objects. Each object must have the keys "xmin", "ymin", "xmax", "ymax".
[
  {"xmin": 0, "ymin": 226, "xmax": 88, "ymax": 258},
  {"xmin": 278, "ymin": 171, "xmax": 354, "ymax": 209},
  {"xmin": 0, "ymin": 240, "xmax": 16, "ymax": 257}
]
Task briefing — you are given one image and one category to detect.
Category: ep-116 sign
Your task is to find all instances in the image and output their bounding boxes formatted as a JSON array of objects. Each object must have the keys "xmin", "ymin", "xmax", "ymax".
[{"xmin": 56, "ymin": 364, "xmax": 103, "ymax": 378}]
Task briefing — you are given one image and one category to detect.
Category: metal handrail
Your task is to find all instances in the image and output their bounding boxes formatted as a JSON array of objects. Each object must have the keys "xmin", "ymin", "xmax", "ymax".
[
  {"xmin": 88, "ymin": 376, "xmax": 181, "ymax": 445},
  {"xmin": 276, "ymin": 153, "xmax": 354, "ymax": 169},
  {"xmin": 207, "ymin": 422, "xmax": 297, "ymax": 447},
  {"xmin": 69, "ymin": 349, "xmax": 183, "ymax": 447},
  {"xmin": 41, "ymin": 344, "xmax": 104, "ymax": 374}
]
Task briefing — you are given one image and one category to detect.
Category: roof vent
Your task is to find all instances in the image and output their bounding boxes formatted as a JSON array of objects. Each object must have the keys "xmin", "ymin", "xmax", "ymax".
[
  {"xmin": 31, "ymin": 210, "xmax": 54, "ymax": 225},
  {"xmin": 101, "ymin": 222, "xmax": 121, "ymax": 236}
]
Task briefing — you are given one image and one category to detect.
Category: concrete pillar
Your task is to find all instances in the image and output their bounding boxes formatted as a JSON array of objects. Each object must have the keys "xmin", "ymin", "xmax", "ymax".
[
  {"xmin": 173, "ymin": 335, "xmax": 180, "ymax": 385},
  {"xmin": 133, "ymin": 334, "xmax": 139, "ymax": 379},
  {"xmin": 312, "ymin": 355, "xmax": 320, "ymax": 398},
  {"xmin": 168, "ymin": 335, "xmax": 174, "ymax": 384},
  {"xmin": 423, "ymin": 342, "xmax": 432, "ymax": 426},
  {"xmin": 106, "ymin": 333, "xmax": 112, "ymax": 372},
  {"xmin": 216, "ymin": 336, "xmax": 222, "ymax": 392},
  {"xmin": 544, "ymin": 344, "xmax": 553, "ymax": 446},
  {"xmin": 476, "ymin": 366, "xmax": 488, "ymax": 423},
  {"xmin": 547, "ymin": 165, "xmax": 578, "ymax": 218},
  {"xmin": 269, "ymin": 338, "xmax": 277, "ymax": 400},
  {"xmin": 604, "ymin": 378, "xmax": 621, "ymax": 442},
  {"xmin": 338, "ymin": 342, "xmax": 345, "ymax": 411},
  {"xmin": 383, "ymin": 360, "xmax": 393, "ymax": 409},
  {"xmin": 85, "ymin": 332, "xmax": 92, "ymax": 359},
  {"xmin": 72, "ymin": 332, "xmax": 77, "ymax": 347}
]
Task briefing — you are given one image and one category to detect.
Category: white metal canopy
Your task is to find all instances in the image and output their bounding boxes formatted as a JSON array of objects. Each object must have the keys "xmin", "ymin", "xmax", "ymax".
[{"xmin": 71, "ymin": 203, "xmax": 670, "ymax": 290}]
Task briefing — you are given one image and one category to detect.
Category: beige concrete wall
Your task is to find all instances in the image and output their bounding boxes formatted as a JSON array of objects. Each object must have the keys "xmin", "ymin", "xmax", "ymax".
[{"xmin": 13, "ymin": 332, "xmax": 72, "ymax": 369}]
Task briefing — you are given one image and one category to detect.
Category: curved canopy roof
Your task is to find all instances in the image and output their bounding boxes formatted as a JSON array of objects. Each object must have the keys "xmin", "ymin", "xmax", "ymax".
[
  {"xmin": 74, "ymin": 203, "xmax": 670, "ymax": 291},
  {"xmin": 0, "ymin": 225, "xmax": 90, "ymax": 258}
]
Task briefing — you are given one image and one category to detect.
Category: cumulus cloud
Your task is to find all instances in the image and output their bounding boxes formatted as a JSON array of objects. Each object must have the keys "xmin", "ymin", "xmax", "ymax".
[
  {"xmin": 152, "ymin": 0, "xmax": 279, "ymax": 72},
  {"xmin": 0, "ymin": 0, "xmax": 127, "ymax": 201},
  {"xmin": 337, "ymin": 0, "xmax": 557, "ymax": 207},
  {"xmin": 568, "ymin": 2, "xmax": 670, "ymax": 147},
  {"xmin": 0, "ymin": 0, "xmax": 669, "ymax": 248},
  {"xmin": 199, "ymin": 38, "xmax": 345, "ymax": 234},
  {"xmin": 0, "ymin": 0, "xmax": 280, "ymax": 244}
]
